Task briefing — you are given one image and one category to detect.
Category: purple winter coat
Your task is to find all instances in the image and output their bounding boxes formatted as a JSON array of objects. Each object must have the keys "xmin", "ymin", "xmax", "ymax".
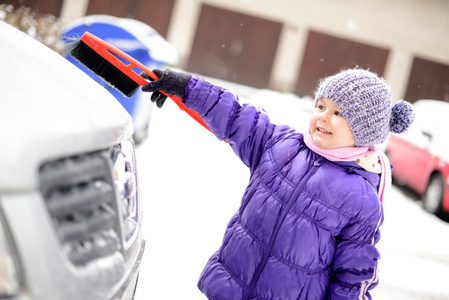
[{"xmin": 183, "ymin": 77, "xmax": 384, "ymax": 300}]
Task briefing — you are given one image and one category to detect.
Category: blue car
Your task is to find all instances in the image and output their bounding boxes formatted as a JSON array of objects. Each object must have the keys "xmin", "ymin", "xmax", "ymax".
[{"xmin": 62, "ymin": 15, "xmax": 179, "ymax": 144}]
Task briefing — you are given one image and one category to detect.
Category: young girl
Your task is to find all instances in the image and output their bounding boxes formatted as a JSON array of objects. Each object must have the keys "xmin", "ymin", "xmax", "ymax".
[{"xmin": 142, "ymin": 68, "xmax": 414, "ymax": 300}]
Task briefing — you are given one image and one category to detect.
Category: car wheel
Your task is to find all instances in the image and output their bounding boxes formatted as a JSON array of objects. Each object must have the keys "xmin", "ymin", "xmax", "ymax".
[{"xmin": 422, "ymin": 173, "xmax": 444, "ymax": 216}]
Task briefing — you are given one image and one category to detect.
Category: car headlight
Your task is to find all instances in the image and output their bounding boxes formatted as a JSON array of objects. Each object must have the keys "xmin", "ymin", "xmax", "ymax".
[
  {"xmin": 0, "ymin": 213, "xmax": 19, "ymax": 296},
  {"xmin": 112, "ymin": 139, "xmax": 140, "ymax": 250}
]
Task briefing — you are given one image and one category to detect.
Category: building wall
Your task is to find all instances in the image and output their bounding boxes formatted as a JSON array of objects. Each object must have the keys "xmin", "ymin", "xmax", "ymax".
[
  {"xmin": 166, "ymin": 0, "xmax": 449, "ymax": 100},
  {"xmin": 58, "ymin": 0, "xmax": 449, "ymax": 100}
]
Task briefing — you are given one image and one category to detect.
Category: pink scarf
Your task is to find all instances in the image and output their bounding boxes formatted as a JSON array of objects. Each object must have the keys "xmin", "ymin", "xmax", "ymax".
[
  {"xmin": 303, "ymin": 130, "xmax": 372, "ymax": 162},
  {"xmin": 303, "ymin": 131, "xmax": 390, "ymax": 202}
]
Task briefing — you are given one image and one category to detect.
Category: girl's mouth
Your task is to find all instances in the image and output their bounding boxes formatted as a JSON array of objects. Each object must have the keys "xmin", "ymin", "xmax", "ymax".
[{"xmin": 317, "ymin": 127, "xmax": 332, "ymax": 134}]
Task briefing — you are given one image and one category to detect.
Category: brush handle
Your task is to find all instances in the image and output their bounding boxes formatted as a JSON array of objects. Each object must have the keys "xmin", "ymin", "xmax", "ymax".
[
  {"xmin": 79, "ymin": 32, "xmax": 212, "ymax": 135},
  {"xmin": 141, "ymin": 70, "xmax": 213, "ymax": 135}
]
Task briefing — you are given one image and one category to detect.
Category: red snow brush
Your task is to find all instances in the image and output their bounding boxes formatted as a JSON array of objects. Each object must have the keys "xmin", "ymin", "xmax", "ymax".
[{"xmin": 69, "ymin": 31, "xmax": 211, "ymax": 133}]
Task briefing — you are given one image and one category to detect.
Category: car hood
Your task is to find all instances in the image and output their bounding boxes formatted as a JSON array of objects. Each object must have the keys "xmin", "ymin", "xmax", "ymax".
[{"xmin": 0, "ymin": 21, "xmax": 134, "ymax": 191}]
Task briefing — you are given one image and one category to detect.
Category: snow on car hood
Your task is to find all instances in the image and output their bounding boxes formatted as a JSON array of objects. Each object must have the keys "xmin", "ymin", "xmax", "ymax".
[{"xmin": 0, "ymin": 21, "xmax": 134, "ymax": 191}]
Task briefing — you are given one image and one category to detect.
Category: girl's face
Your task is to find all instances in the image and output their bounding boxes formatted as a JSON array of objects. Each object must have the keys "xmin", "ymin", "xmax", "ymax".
[{"xmin": 309, "ymin": 98, "xmax": 355, "ymax": 149}]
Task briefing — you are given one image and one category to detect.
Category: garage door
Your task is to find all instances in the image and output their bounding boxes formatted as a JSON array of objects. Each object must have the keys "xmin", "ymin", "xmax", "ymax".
[
  {"xmin": 296, "ymin": 30, "xmax": 389, "ymax": 97},
  {"xmin": 1, "ymin": 0, "xmax": 63, "ymax": 17},
  {"xmin": 404, "ymin": 57, "xmax": 449, "ymax": 103},
  {"xmin": 187, "ymin": 4, "xmax": 282, "ymax": 89}
]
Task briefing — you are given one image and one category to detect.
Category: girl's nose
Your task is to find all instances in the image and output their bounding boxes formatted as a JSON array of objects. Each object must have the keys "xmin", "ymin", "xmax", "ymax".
[{"xmin": 319, "ymin": 110, "xmax": 330, "ymax": 122}]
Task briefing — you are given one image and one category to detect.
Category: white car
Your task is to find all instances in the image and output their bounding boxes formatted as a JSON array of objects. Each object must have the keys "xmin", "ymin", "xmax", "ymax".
[{"xmin": 0, "ymin": 21, "xmax": 144, "ymax": 299}]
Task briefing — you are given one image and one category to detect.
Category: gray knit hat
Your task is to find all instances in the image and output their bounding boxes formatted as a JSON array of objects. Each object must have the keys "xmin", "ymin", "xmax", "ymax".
[{"xmin": 314, "ymin": 68, "xmax": 414, "ymax": 147}]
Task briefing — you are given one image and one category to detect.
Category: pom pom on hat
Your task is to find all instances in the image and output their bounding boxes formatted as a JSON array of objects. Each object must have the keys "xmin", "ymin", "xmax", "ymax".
[
  {"xmin": 314, "ymin": 68, "xmax": 414, "ymax": 147},
  {"xmin": 390, "ymin": 100, "xmax": 414, "ymax": 134}
]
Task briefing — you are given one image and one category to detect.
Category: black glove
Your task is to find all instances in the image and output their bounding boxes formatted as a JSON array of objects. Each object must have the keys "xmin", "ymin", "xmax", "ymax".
[{"xmin": 141, "ymin": 69, "xmax": 192, "ymax": 108}]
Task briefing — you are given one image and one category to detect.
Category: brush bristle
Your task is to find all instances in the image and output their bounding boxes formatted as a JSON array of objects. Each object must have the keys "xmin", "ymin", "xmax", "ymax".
[{"xmin": 70, "ymin": 40, "xmax": 140, "ymax": 97}]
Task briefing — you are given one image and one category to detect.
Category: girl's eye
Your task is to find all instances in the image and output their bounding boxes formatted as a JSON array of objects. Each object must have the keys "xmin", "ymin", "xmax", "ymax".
[
  {"xmin": 335, "ymin": 111, "xmax": 342, "ymax": 116},
  {"xmin": 317, "ymin": 105, "xmax": 325, "ymax": 111}
]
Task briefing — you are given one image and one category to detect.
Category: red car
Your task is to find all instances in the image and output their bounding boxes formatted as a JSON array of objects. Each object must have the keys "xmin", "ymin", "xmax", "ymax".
[{"xmin": 386, "ymin": 99, "xmax": 449, "ymax": 217}]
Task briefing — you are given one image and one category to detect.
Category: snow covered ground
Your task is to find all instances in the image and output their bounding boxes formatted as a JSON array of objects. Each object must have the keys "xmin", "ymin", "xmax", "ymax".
[{"xmin": 133, "ymin": 80, "xmax": 449, "ymax": 300}]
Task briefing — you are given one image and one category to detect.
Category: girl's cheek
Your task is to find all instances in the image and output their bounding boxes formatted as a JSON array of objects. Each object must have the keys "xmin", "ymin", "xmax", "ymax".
[{"xmin": 308, "ymin": 115, "xmax": 317, "ymax": 129}]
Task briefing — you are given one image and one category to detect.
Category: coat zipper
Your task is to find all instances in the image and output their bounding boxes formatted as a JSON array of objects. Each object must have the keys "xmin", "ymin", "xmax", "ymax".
[{"xmin": 242, "ymin": 159, "xmax": 321, "ymax": 300}]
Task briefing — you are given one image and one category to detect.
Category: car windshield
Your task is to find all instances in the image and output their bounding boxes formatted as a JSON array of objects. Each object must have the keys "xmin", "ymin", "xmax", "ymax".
[{"xmin": 408, "ymin": 100, "xmax": 449, "ymax": 160}]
